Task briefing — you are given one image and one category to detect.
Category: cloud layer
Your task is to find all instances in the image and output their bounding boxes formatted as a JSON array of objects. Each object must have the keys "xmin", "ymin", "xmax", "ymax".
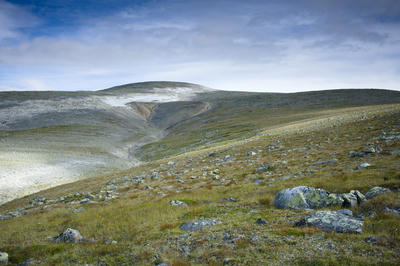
[{"xmin": 0, "ymin": 0, "xmax": 399, "ymax": 92}]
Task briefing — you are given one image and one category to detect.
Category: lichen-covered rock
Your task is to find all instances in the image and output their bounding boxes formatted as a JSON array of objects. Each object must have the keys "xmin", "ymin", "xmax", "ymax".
[
  {"xmin": 274, "ymin": 186, "xmax": 342, "ymax": 209},
  {"xmin": 53, "ymin": 228, "xmax": 83, "ymax": 243},
  {"xmin": 180, "ymin": 219, "xmax": 220, "ymax": 232},
  {"xmin": 339, "ymin": 190, "xmax": 366, "ymax": 208},
  {"xmin": 0, "ymin": 251, "xmax": 8, "ymax": 265},
  {"xmin": 295, "ymin": 210, "xmax": 363, "ymax": 234},
  {"xmin": 365, "ymin": 187, "xmax": 391, "ymax": 199}
]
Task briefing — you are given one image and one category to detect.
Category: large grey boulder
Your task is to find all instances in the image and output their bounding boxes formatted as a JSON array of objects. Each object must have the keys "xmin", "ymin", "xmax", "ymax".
[
  {"xmin": 274, "ymin": 186, "xmax": 342, "ymax": 209},
  {"xmin": 0, "ymin": 251, "xmax": 8, "ymax": 264},
  {"xmin": 365, "ymin": 187, "xmax": 391, "ymax": 199},
  {"xmin": 295, "ymin": 210, "xmax": 363, "ymax": 234},
  {"xmin": 274, "ymin": 186, "xmax": 366, "ymax": 209},
  {"xmin": 180, "ymin": 219, "xmax": 220, "ymax": 232},
  {"xmin": 53, "ymin": 228, "xmax": 83, "ymax": 243}
]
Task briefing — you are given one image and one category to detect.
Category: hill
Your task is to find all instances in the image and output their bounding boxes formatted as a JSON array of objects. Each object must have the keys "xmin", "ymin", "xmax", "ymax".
[{"xmin": 0, "ymin": 82, "xmax": 400, "ymax": 264}]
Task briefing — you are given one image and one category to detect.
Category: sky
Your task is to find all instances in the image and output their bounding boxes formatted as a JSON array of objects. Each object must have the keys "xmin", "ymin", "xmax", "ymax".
[{"xmin": 0, "ymin": 0, "xmax": 399, "ymax": 92}]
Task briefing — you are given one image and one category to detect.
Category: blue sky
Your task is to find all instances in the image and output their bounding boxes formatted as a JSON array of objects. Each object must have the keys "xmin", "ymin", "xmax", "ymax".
[{"xmin": 0, "ymin": 0, "xmax": 399, "ymax": 92}]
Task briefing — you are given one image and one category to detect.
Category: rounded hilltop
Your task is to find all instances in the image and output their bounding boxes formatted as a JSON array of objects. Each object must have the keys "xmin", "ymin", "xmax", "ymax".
[{"xmin": 100, "ymin": 81, "xmax": 215, "ymax": 94}]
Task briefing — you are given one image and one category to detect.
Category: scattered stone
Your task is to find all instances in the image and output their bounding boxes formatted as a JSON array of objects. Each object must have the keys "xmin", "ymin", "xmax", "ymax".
[
  {"xmin": 247, "ymin": 151, "xmax": 256, "ymax": 156},
  {"xmin": 384, "ymin": 207, "xmax": 400, "ymax": 216},
  {"xmin": 313, "ymin": 159, "xmax": 338, "ymax": 166},
  {"xmin": 349, "ymin": 151, "xmax": 366, "ymax": 158},
  {"xmin": 180, "ymin": 219, "xmax": 220, "ymax": 232},
  {"xmin": 274, "ymin": 186, "xmax": 341, "ymax": 209},
  {"xmin": 223, "ymin": 258, "xmax": 234, "ymax": 265},
  {"xmin": 295, "ymin": 210, "xmax": 363, "ymax": 234},
  {"xmin": 177, "ymin": 179, "xmax": 185, "ymax": 184},
  {"xmin": 221, "ymin": 155, "xmax": 234, "ymax": 162},
  {"xmin": 355, "ymin": 163, "xmax": 371, "ymax": 170},
  {"xmin": 256, "ymin": 218, "xmax": 267, "ymax": 225},
  {"xmin": 256, "ymin": 163, "xmax": 273, "ymax": 173},
  {"xmin": 19, "ymin": 258, "xmax": 35, "ymax": 265},
  {"xmin": 253, "ymin": 179, "xmax": 263, "ymax": 184},
  {"xmin": 53, "ymin": 228, "xmax": 83, "ymax": 243},
  {"xmin": 169, "ymin": 200, "xmax": 188, "ymax": 207},
  {"xmin": 0, "ymin": 252, "xmax": 8, "ymax": 265},
  {"xmin": 365, "ymin": 236, "xmax": 377, "ymax": 244},
  {"xmin": 383, "ymin": 149, "xmax": 400, "ymax": 155},
  {"xmin": 365, "ymin": 186, "xmax": 391, "ymax": 199},
  {"xmin": 221, "ymin": 196, "xmax": 237, "ymax": 202},
  {"xmin": 71, "ymin": 207, "xmax": 83, "ymax": 214},
  {"xmin": 362, "ymin": 147, "xmax": 376, "ymax": 154},
  {"xmin": 29, "ymin": 195, "xmax": 46, "ymax": 206}
]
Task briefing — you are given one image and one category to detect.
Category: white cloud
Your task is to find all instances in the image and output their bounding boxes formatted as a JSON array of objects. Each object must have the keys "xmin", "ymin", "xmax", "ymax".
[{"xmin": 0, "ymin": 0, "xmax": 399, "ymax": 92}]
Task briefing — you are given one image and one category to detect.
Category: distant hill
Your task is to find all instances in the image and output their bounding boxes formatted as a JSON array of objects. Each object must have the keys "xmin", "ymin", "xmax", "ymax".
[{"xmin": 0, "ymin": 82, "xmax": 400, "ymax": 204}]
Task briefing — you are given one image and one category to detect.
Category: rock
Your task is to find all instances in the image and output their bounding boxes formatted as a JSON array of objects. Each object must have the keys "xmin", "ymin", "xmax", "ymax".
[
  {"xmin": 71, "ymin": 207, "xmax": 83, "ymax": 214},
  {"xmin": 256, "ymin": 163, "xmax": 273, "ymax": 173},
  {"xmin": 180, "ymin": 219, "xmax": 220, "ymax": 232},
  {"xmin": 221, "ymin": 155, "xmax": 234, "ymax": 162},
  {"xmin": 19, "ymin": 258, "xmax": 35, "ymax": 265},
  {"xmin": 349, "ymin": 151, "xmax": 366, "ymax": 157},
  {"xmin": 0, "ymin": 252, "xmax": 8, "ymax": 265},
  {"xmin": 365, "ymin": 186, "xmax": 391, "ymax": 199},
  {"xmin": 256, "ymin": 218, "xmax": 267, "ymax": 225},
  {"xmin": 29, "ymin": 195, "xmax": 46, "ymax": 206},
  {"xmin": 383, "ymin": 149, "xmax": 400, "ymax": 155},
  {"xmin": 339, "ymin": 190, "xmax": 366, "ymax": 208},
  {"xmin": 274, "ymin": 186, "xmax": 342, "ymax": 209},
  {"xmin": 313, "ymin": 159, "xmax": 338, "ymax": 166},
  {"xmin": 247, "ymin": 151, "xmax": 256, "ymax": 156},
  {"xmin": 362, "ymin": 147, "xmax": 376, "ymax": 154},
  {"xmin": 295, "ymin": 210, "xmax": 363, "ymax": 234},
  {"xmin": 355, "ymin": 163, "xmax": 371, "ymax": 170},
  {"xmin": 384, "ymin": 207, "xmax": 400, "ymax": 216},
  {"xmin": 53, "ymin": 228, "xmax": 83, "ymax": 243},
  {"xmin": 169, "ymin": 200, "xmax": 188, "ymax": 207},
  {"xmin": 365, "ymin": 236, "xmax": 377, "ymax": 244},
  {"xmin": 336, "ymin": 209, "xmax": 353, "ymax": 216},
  {"xmin": 221, "ymin": 196, "xmax": 237, "ymax": 202}
]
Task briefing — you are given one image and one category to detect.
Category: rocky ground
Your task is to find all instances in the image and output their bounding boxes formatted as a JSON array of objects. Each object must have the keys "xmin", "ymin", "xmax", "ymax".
[{"xmin": 0, "ymin": 103, "xmax": 399, "ymax": 265}]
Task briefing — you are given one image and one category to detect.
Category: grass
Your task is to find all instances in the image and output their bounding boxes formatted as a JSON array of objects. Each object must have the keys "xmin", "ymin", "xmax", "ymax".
[{"xmin": 1, "ymin": 104, "xmax": 400, "ymax": 265}]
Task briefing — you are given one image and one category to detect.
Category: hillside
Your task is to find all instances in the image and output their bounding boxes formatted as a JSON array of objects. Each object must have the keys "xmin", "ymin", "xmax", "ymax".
[{"xmin": 0, "ymin": 83, "xmax": 400, "ymax": 265}]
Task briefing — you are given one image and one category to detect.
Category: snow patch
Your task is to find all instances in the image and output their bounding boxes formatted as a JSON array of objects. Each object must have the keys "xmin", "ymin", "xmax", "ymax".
[{"xmin": 99, "ymin": 87, "xmax": 205, "ymax": 107}]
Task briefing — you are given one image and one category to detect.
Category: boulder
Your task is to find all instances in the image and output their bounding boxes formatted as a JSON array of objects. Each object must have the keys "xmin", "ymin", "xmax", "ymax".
[
  {"xmin": 53, "ymin": 228, "xmax": 83, "ymax": 243},
  {"xmin": 365, "ymin": 187, "xmax": 391, "ymax": 199},
  {"xmin": 274, "ymin": 186, "xmax": 342, "ymax": 209},
  {"xmin": 295, "ymin": 210, "xmax": 363, "ymax": 234},
  {"xmin": 0, "ymin": 252, "xmax": 8, "ymax": 265},
  {"xmin": 339, "ymin": 190, "xmax": 366, "ymax": 208},
  {"xmin": 180, "ymin": 219, "xmax": 220, "ymax": 232}
]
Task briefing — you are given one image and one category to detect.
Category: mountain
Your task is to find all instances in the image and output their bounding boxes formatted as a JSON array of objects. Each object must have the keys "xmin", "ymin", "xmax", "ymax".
[{"xmin": 0, "ymin": 82, "xmax": 400, "ymax": 264}]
